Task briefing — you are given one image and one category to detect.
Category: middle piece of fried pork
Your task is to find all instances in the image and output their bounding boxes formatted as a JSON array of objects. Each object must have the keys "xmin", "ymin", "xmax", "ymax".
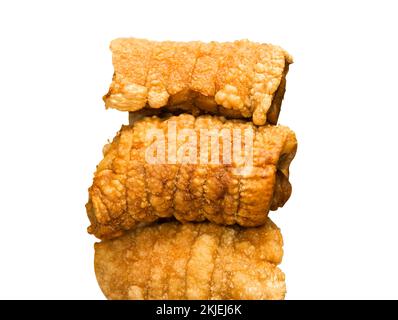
[{"xmin": 87, "ymin": 114, "xmax": 297, "ymax": 239}]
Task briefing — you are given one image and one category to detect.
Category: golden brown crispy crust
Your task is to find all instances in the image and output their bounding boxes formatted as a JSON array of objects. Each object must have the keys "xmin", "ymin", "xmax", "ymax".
[
  {"xmin": 94, "ymin": 219, "xmax": 285, "ymax": 300},
  {"xmin": 104, "ymin": 38, "xmax": 292, "ymax": 125},
  {"xmin": 86, "ymin": 114, "xmax": 297, "ymax": 239}
]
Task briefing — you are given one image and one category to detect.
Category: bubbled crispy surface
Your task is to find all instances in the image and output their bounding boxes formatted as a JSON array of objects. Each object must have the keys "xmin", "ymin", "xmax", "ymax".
[
  {"xmin": 94, "ymin": 219, "xmax": 285, "ymax": 300},
  {"xmin": 86, "ymin": 114, "xmax": 297, "ymax": 239},
  {"xmin": 104, "ymin": 38, "xmax": 292, "ymax": 125}
]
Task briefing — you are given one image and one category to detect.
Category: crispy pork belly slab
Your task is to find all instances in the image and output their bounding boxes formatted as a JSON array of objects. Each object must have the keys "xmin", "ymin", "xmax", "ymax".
[
  {"xmin": 104, "ymin": 38, "xmax": 292, "ymax": 125},
  {"xmin": 94, "ymin": 219, "xmax": 285, "ymax": 300},
  {"xmin": 86, "ymin": 114, "xmax": 297, "ymax": 239}
]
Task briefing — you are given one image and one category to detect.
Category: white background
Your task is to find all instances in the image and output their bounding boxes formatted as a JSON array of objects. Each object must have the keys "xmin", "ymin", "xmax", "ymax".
[{"xmin": 0, "ymin": 0, "xmax": 397, "ymax": 299}]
